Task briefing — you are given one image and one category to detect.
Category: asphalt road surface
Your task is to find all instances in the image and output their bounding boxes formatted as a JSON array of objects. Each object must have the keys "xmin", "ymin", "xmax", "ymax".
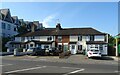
[{"xmin": 1, "ymin": 56, "xmax": 119, "ymax": 75}]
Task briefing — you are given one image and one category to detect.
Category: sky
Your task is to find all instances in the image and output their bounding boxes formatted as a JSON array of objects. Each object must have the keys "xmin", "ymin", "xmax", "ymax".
[{"xmin": 0, "ymin": 2, "xmax": 118, "ymax": 36}]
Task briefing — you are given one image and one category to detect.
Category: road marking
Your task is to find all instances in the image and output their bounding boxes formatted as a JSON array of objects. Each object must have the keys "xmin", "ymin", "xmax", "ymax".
[
  {"xmin": 0, "ymin": 64, "xmax": 13, "ymax": 66},
  {"xmin": 114, "ymin": 71, "xmax": 120, "ymax": 73},
  {"xmin": 61, "ymin": 67, "xmax": 80, "ymax": 69},
  {"xmin": 5, "ymin": 66, "xmax": 46, "ymax": 73},
  {"xmin": 63, "ymin": 69, "xmax": 85, "ymax": 75}
]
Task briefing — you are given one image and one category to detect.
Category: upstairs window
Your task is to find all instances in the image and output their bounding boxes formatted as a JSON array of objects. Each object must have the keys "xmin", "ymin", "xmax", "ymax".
[
  {"xmin": 78, "ymin": 36, "xmax": 82, "ymax": 41},
  {"xmin": 2, "ymin": 22, "xmax": 6, "ymax": 29},
  {"xmin": 14, "ymin": 28, "xmax": 17, "ymax": 31},
  {"xmin": 90, "ymin": 35, "xmax": 94, "ymax": 41},
  {"xmin": 58, "ymin": 36, "xmax": 62, "ymax": 42},
  {"xmin": 21, "ymin": 37, "xmax": 25, "ymax": 41},
  {"xmin": 31, "ymin": 36, "xmax": 35, "ymax": 40},
  {"xmin": 7, "ymin": 24, "xmax": 11, "ymax": 30},
  {"xmin": 47, "ymin": 36, "xmax": 52, "ymax": 41}
]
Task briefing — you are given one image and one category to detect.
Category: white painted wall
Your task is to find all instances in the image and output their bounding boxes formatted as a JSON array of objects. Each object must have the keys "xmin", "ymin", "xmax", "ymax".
[
  {"xmin": 34, "ymin": 36, "xmax": 40, "ymax": 41},
  {"xmin": 70, "ymin": 36, "xmax": 78, "ymax": 41},
  {"xmin": 15, "ymin": 37, "xmax": 21, "ymax": 42},
  {"xmin": 94, "ymin": 35, "xmax": 105, "ymax": 41},
  {"xmin": 40, "ymin": 36, "xmax": 54, "ymax": 41},
  {"xmin": 86, "ymin": 36, "xmax": 90, "ymax": 41}
]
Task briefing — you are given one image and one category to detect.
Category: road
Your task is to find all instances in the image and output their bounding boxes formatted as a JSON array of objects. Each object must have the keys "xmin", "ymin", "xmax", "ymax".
[{"xmin": 1, "ymin": 55, "xmax": 119, "ymax": 75}]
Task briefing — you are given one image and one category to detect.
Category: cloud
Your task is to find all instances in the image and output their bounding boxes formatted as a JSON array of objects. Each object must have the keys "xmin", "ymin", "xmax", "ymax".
[{"xmin": 42, "ymin": 14, "xmax": 57, "ymax": 28}]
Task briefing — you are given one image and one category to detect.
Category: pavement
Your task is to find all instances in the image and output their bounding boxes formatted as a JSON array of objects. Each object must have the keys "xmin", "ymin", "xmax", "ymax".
[{"xmin": 1, "ymin": 54, "xmax": 119, "ymax": 65}]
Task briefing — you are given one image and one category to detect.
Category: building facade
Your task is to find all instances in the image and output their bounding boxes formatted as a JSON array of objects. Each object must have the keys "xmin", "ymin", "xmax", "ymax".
[
  {"xmin": 0, "ymin": 9, "xmax": 18, "ymax": 37},
  {"xmin": 7, "ymin": 23, "xmax": 108, "ymax": 55}
]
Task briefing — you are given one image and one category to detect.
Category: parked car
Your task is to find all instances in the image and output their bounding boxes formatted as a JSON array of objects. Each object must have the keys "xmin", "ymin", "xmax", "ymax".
[
  {"xmin": 27, "ymin": 47, "xmax": 45, "ymax": 56},
  {"xmin": 86, "ymin": 48, "xmax": 101, "ymax": 58},
  {"xmin": 49, "ymin": 47, "xmax": 60, "ymax": 56},
  {"xmin": 26, "ymin": 48, "xmax": 35, "ymax": 55}
]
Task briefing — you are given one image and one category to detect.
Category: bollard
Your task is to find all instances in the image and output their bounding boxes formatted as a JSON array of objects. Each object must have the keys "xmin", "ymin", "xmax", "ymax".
[
  {"xmin": 7, "ymin": 48, "xmax": 10, "ymax": 52},
  {"xmin": 14, "ymin": 48, "xmax": 19, "ymax": 56}
]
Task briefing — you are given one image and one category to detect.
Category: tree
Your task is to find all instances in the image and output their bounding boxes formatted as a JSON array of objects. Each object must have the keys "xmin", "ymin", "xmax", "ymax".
[
  {"xmin": 108, "ymin": 35, "xmax": 115, "ymax": 45},
  {"xmin": 17, "ymin": 24, "xmax": 28, "ymax": 34},
  {"xmin": 2, "ymin": 37, "xmax": 11, "ymax": 52}
]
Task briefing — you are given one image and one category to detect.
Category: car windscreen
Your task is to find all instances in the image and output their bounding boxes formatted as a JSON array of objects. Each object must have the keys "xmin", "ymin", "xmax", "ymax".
[{"xmin": 91, "ymin": 49, "xmax": 99, "ymax": 52}]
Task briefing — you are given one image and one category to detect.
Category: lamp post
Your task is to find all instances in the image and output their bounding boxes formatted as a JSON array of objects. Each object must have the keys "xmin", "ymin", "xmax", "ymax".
[{"xmin": 116, "ymin": 38, "xmax": 118, "ymax": 56}]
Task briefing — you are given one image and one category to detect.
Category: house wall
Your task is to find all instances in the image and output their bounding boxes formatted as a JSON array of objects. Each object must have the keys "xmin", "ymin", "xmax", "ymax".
[
  {"xmin": 0, "ymin": 20, "xmax": 18, "ymax": 37},
  {"xmin": 40, "ymin": 36, "xmax": 54, "ymax": 41},
  {"xmin": 70, "ymin": 36, "xmax": 78, "ymax": 42},
  {"xmin": 15, "ymin": 37, "xmax": 21, "ymax": 42},
  {"xmin": 62, "ymin": 36, "xmax": 69, "ymax": 43},
  {"xmin": 94, "ymin": 35, "xmax": 105, "ymax": 41}
]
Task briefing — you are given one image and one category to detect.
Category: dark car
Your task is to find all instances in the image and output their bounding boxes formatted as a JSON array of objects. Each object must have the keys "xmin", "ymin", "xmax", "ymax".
[
  {"xmin": 30, "ymin": 47, "xmax": 45, "ymax": 56},
  {"xmin": 49, "ymin": 47, "xmax": 60, "ymax": 56}
]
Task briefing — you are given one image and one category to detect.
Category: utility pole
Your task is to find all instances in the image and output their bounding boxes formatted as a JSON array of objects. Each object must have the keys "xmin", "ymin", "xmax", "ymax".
[{"xmin": 116, "ymin": 38, "xmax": 118, "ymax": 56}]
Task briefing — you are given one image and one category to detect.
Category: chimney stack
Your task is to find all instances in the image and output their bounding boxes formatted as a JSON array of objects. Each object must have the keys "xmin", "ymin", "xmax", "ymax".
[{"xmin": 56, "ymin": 23, "xmax": 62, "ymax": 31}]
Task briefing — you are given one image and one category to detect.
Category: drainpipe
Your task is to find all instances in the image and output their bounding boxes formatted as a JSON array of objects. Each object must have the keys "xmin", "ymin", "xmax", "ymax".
[{"xmin": 116, "ymin": 38, "xmax": 118, "ymax": 56}]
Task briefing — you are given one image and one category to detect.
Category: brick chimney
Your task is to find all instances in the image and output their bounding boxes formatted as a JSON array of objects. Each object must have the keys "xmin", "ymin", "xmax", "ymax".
[
  {"xmin": 56, "ymin": 23, "xmax": 62, "ymax": 31},
  {"xmin": 31, "ymin": 23, "xmax": 36, "ymax": 32}
]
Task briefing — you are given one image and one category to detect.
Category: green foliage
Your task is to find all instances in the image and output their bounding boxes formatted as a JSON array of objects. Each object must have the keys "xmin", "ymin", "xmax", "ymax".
[
  {"xmin": 108, "ymin": 35, "xmax": 115, "ymax": 45},
  {"xmin": 17, "ymin": 48, "xmax": 23, "ymax": 52},
  {"xmin": 2, "ymin": 37, "xmax": 11, "ymax": 52},
  {"xmin": 17, "ymin": 25, "xmax": 28, "ymax": 34}
]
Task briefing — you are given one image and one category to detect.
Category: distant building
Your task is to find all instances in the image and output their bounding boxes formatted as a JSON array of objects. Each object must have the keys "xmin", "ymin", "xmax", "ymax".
[
  {"xmin": 0, "ymin": 9, "xmax": 18, "ymax": 37},
  {"xmin": 0, "ymin": 9, "xmax": 44, "ymax": 37}
]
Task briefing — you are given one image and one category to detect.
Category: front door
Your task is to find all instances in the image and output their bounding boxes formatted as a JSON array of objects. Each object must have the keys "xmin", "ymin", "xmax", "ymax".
[{"xmin": 70, "ymin": 44, "xmax": 76, "ymax": 54}]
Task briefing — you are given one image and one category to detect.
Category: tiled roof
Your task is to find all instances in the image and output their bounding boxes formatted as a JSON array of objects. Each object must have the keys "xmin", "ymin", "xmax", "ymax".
[
  {"xmin": 0, "ymin": 9, "xmax": 13, "ymax": 23},
  {"xmin": 16, "ymin": 27, "xmax": 106, "ymax": 37}
]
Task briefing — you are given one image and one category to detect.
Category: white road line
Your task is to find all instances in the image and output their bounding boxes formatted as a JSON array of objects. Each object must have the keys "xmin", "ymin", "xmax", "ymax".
[
  {"xmin": 5, "ymin": 66, "xmax": 46, "ymax": 73},
  {"xmin": 63, "ymin": 69, "xmax": 85, "ymax": 75},
  {"xmin": 61, "ymin": 67, "xmax": 80, "ymax": 69},
  {"xmin": 114, "ymin": 71, "xmax": 120, "ymax": 73},
  {"xmin": 0, "ymin": 64, "xmax": 13, "ymax": 66}
]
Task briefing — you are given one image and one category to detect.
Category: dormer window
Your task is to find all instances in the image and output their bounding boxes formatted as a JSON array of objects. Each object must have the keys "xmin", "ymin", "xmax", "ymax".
[{"xmin": 58, "ymin": 36, "xmax": 62, "ymax": 42}]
